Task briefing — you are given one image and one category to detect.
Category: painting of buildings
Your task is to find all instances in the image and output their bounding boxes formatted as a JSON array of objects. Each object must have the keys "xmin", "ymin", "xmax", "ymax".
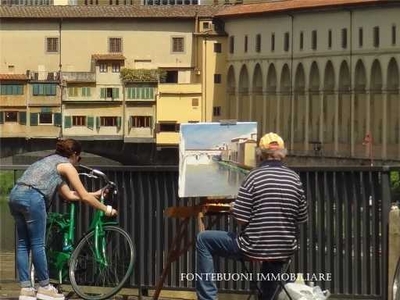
[{"xmin": 178, "ymin": 122, "xmax": 257, "ymax": 198}]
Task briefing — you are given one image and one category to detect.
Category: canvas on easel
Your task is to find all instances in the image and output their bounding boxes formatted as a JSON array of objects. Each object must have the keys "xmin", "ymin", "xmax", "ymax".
[{"xmin": 178, "ymin": 122, "xmax": 257, "ymax": 198}]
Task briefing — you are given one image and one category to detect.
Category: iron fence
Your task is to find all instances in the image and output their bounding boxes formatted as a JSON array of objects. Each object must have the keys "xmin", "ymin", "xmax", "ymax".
[{"xmin": 1, "ymin": 164, "xmax": 398, "ymax": 299}]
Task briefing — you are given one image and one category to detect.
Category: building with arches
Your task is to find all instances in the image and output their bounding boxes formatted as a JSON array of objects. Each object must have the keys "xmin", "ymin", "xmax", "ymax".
[
  {"xmin": 0, "ymin": 1, "xmax": 399, "ymax": 163},
  {"xmin": 217, "ymin": 0, "xmax": 400, "ymax": 161}
]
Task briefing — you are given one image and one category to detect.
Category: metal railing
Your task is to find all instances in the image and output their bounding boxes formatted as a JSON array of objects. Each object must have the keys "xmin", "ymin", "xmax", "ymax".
[{"xmin": 1, "ymin": 164, "xmax": 398, "ymax": 299}]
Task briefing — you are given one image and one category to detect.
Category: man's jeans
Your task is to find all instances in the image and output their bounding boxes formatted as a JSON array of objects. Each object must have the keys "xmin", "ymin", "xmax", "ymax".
[
  {"xmin": 196, "ymin": 230, "xmax": 285, "ymax": 300},
  {"xmin": 8, "ymin": 185, "xmax": 50, "ymax": 288}
]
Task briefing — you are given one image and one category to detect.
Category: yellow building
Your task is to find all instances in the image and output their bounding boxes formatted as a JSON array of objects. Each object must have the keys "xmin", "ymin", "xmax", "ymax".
[{"xmin": 1, "ymin": 1, "xmax": 399, "ymax": 161}]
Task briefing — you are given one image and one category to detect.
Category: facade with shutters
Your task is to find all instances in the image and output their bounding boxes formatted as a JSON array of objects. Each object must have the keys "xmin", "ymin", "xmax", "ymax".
[{"xmin": 0, "ymin": 1, "xmax": 399, "ymax": 161}]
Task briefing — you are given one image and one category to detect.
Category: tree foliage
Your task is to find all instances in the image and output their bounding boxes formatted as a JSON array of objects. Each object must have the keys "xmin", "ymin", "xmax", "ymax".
[{"xmin": 120, "ymin": 68, "xmax": 167, "ymax": 83}]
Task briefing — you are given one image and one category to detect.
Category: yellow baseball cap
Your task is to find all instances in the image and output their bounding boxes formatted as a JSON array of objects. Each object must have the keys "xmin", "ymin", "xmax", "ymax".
[{"xmin": 259, "ymin": 132, "xmax": 285, "ymax": 150}]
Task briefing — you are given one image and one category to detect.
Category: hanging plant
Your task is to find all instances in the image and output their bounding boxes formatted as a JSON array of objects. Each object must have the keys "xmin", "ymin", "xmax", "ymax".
[{"xmin": 120, "ymin": 68, "xmax": 167, "ymax": 83}]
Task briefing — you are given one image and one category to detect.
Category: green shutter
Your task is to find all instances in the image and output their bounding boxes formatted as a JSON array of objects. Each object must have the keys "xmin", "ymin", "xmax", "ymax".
[
  {"xmin": 113, "ymin": 88, "xmax": 119, "ymax": 99},
  {"xmin": 149, "ymin": 87, "xmax": 154, "ymax": 99},
  {"xmin": 68, "ymin": 88, "xmax": 74, "ymax": 97},
  {"xmin": 132, "ymin": 87, "xmax": 136, "ymax": 99},
  {"xmin": 96, "ymin": 117, "xmax": 101, "ymax": 129},
  {"xmin": 116, "ymin": 116, "xmax": 122, "ymax": 128},
  {"xmin": 32, "ymin": 84, "xmax": 39, "ymax": 96},
  {"xmin": 100, "ymin": 88, "xmax": 105, "ymax": 99},
  {"xmin": 19, "ymin": 112, "xmax": 26, "ymax": 125},
  {"xmin": 128, "ymin": 116, "xmax": 132, "ymax": 129},
  {"xmin": 54, "ymin": 113, "xmax": 62, "ymax": 127},
  {"xmin": 0, "ymin": 112, "xmax": 4, "ymax": 124},
  {"xmin": 64, "ymin": 116, "xmax": 72, "ymax": 129},
  {"xmin": 30, "ymin": 113, "xmax": 38, "ymax": 126},
  {"xmin": 87, "ymin": 116, "xmax": 94, "ymax": 130}
]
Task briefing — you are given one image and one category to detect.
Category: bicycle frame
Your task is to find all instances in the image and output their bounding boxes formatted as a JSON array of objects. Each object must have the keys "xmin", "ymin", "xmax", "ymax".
[{"xmin": 46, "ymin": 166, "xmax": 118, "ymax": 284}]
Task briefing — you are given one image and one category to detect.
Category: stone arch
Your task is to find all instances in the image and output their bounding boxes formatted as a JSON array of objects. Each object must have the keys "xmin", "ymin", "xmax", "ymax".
[
  {"xmin": 386, "ymin": 58, "xmax": 400, "ymax": 154},
  {"xmin": 309, "ymin": 61, "xmax": 320, "ymax": 91},
  {"xmin": 323, "ymin": 61, "xmax": 335, "ymax": 91},
  {"xmin": 238, "ymin": 65, "xmax": 250, "ymax": 121},
  {"xmin": 227, "ymin": 65, "xmax": 236, "ymax": 119},
  {"xmin": 355, "ymin": 60, "xmax": 367, "ymax": 91},
  {"xmin": 370, "ymin": 59, "xmax": 383, "ymax": 145},
  {"xmin": 265, "ymin": 63, "xmax": 278, "ymax": 133},
  {"xmin": 252, "ymin": 63, "xmax": 264, "ymax": 134},
  {"xmin": 309, "ymin": 62, "xmax": 321, "ymax": 142},
  {"xmin": 387, "ymin": 58, "xmax": 399, "ymax": 90},
  {"xmin": 323, "ymin": 61, "xmax": 335, "ymax": 145},
  {"xmin": 266, "ymin": 63, "xmax": 277, "ymax": 92},
  {"xmin": 354, "ymin": 59, "xmax": 368, "ymax": 149},
  {"xmin": 293, "ymin": 63, "xmax": 306, "ymax": 146},
  {"xmin": 252, "ymin": 63, "xmax": 263, "ymax": 93},
  {"xmin": 338, "ymin": 61, "xmax": 351, "ymax": 152},
  {"xmin": 279, "ymin": 64, "xmax": 291, "ymax": 143}
]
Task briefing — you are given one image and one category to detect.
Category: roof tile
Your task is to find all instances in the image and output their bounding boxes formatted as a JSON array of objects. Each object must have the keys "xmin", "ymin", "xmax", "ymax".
[
  {"xmin": 216, "ymin": 0, "xmax": 392, "ymax": 17},
  {"xmin": 0, "ymin": 74, "xmax": 28, "ymax": 81}
]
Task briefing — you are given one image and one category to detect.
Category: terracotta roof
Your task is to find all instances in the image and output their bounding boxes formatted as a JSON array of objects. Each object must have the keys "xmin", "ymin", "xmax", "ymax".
[
  {"xmin": 0, "ymin": 74, "xmax": 28, "ymax": 81},
  {"xmin": 0, "ymin": 5, "xmax": 224, "ymax": 19},
  {"xmin": 92, "ymin": 53, "xmax": 126, "ymax": 60},
  {"xmin": 216, "ymin": 0, "xmax": 395, "ymax": 17}
]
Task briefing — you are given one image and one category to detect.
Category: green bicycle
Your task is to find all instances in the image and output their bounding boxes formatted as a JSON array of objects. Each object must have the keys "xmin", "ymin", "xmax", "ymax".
[{"xmin": 33, "ymin": 165, "xmax": 135, "ymax": 300}]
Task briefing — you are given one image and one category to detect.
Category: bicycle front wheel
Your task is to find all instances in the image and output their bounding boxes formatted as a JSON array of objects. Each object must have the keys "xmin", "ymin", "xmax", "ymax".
[{"xmin": 69, "ymin": 225, "xmax": 135, "ymax": 300}]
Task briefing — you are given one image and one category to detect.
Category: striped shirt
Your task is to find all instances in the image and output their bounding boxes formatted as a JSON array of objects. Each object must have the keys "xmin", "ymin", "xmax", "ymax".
[{"xmin": 232, "ymin": 160, "xmax": 308, "ymax": 261}]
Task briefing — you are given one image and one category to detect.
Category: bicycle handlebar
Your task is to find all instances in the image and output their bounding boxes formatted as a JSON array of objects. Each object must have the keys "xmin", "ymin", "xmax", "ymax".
[{"xmin": 78, "ymin": 164, "xmax": 117, "ymax": 191}]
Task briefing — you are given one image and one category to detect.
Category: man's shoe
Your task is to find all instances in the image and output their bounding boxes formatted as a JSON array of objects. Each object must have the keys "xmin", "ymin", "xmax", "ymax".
[
  {"xmin": 19, "ymin": 287, "xmax": 36, "ymax": 300},
  {"xmin": 36, "ymin": 285, "xmax": 65, "ymax": 300}
]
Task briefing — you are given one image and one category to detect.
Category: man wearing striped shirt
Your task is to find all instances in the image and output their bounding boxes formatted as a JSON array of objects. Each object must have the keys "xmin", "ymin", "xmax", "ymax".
[{"xmin": 196, "ymin": 132, "xmax": 308, "ymax": 300}]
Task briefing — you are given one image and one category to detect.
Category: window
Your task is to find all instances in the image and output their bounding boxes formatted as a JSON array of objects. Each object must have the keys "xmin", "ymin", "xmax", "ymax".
[
  {"xmin": 82, "ymin": 87, "xmax": 91, "ymax": 97},
  {"xmin": 202, "ymin": 22, "xmax": 210, "ymax": 30},
  {"xmin": 373, "ymin": 26, "xmax": 380, "ymax": 48},
  {"xmin": 100, "ymin": 87, "xmax": 119, "ymax": 99},
  {"xmin": 311, "ymin": 30, "xmax": 317, "ymax": 50},
  {"xmin": 112, "ymin": 63, "xmax": 120, "ymax": 73},
  {"xmin": 214, "ymin": 74, "xmax": 221, "ymax": 84},
  {"xmin": 214, "ymin": 43, "xmax": 222, "ymax": 53},
  {"xmin": 131, "ymin": 116, "xmax": 152, "ymax": 128},
  {"xmin": 39, "ymin": 113, "xmax": 53, "ymax": 124},
  {"xmin": 392, "ymin": 25, "xmax": 397, "ymax": 45},
  {"xmin": 359, "ymin": 27, "xmax": 363, "ymax": 47},
  {"xmin": 213, "ymin": 106, "xmax": 221, "ymax": 117},
  {"xmin": 99, "ymin": 63, "xmax": 107, "ymax": 73},
  {"xmin": 68, "ymin": 87, "xmax": 78, "ymax": 97},
  {"xmin": 341, "ymin": 28, "xmax": 347, "ymax": 49},
  {"xmin": 300, "ymin": 32, "xmax": 304, "ymax": 50},
  {"xmin": 244, "ymin": 35, "xmax": 248, "ymax": 53},
  {"xmin": 172, "ymin": 37, "xmax": 184, "ymax": 53},
  {"xmin": 72, "ymin": 116, "xmax": 86, "ymax": 126},
  {"xmin": 109, "ymin": 37, "xmax": 122, "ymax": 53},
  {"xmin": 271, "ymin": 33, "xmax": 275, "ymax": 51},
  {"xmin": 100, "ymin": 116, "xmax": 118, "ymax": 127},
  {"xmin": 158, "ymin": 122, "xmax": 179, "ymax": 132},
  {"xmin": 328, "ymin": 30, "xmax": 332, "ymax": 49},
  {"xmin": 126, "ymin": 86, "xmax": 154, "ymax": 100},
  {"xmin": 5, "ymin": 111, "xmax": 18, "ymax": 122},
  {"xmin": 46, "ymin": 37, "xmax": 59, "ymax": 53},
  {"xmin": 284, "ymin": 32, "xmax": 290, "ymax": 52},
  {"xmin": 255, "ymin": 34, "xmax": 261, "ymax": 53},
  {"xmin": 32, "ymin": 84, "xmax": 57, "ymax": 96},
  {"xmin": 165, "ymin": 71, "xmax": 178, "ymax": 83},
  {"xmin": 0, "ymin": 84, "xmax": 23, "ymax": 95},
  {"xmin": 229, "ymin": 36, "xmax": 235, "ymax": 54}
]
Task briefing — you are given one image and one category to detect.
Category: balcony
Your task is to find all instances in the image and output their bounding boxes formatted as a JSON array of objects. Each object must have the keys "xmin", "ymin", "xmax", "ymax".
[
  {"xmin": 158, "ymin": 83, "xmax": 202, "ymax": 95},
  {"xmin": 61, "ymin": 72, "xmax": 96, "ymax": 83}
]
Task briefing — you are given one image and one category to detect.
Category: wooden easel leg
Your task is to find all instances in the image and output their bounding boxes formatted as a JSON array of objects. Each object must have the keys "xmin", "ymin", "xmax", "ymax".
[{"xmin": 153, "ymin": 217, "xmax": 191, "ymax": 300}]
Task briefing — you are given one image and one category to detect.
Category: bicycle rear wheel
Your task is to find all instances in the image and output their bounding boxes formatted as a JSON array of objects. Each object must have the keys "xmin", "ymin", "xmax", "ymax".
[{"xmin": 68, "ymin": 225, "xmax": 135, "ymax": 300}]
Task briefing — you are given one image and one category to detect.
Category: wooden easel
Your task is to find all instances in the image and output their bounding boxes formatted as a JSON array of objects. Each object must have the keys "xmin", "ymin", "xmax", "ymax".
[{"xmin": 152, "ymin": 197, "xmax": 232, "ymax": 299}]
